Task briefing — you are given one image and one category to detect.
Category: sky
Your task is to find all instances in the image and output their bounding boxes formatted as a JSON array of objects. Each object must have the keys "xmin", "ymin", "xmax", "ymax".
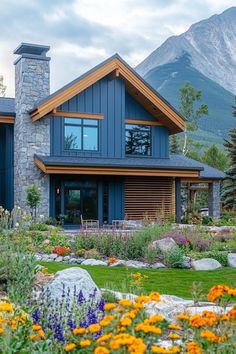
[{"xmin": 0, "ymin": 0, "xmax": 235, "ymax": 97}]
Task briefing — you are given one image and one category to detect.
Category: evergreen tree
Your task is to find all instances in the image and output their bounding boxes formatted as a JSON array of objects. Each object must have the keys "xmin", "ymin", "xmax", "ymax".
[
  {"xmin": 170, "ymin": 134, "xmax": 180, "ymax": 153},
  {"xmin": 222, "ymin": 99, "xmax": 236, "ymax": 209},
  {"xmin": 202, "ymin": 144, "xmax": 229, "ymax": 172}
]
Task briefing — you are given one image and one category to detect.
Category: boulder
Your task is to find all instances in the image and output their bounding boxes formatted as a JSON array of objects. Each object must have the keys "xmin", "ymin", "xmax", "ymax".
[
  {"xmin": 150, "ymin": 238, "xmax": 178, "ymax": 254},
  {"xmin": 228, "ymin": 253, "xmax": 236, "ymax": 267},
  {"xmin": 68, "ymin": 258, "xmax": 79, "ymax": 264},
  {"xmin": 182, "ymin": 256, "xmax": 191, "ymax": 269},
  {"xmin": 150, "ymin": 262, "xmax": 166, "ymax": 269},
  {"xmin": 192, "ymin": 258, "xmax": 222, "ymax": 270},
  {"xmin": 45, "ymin": 267, "xmax": 101, "ymax": 304},
  {"xmin": 81, "ymin": 259, "xmax": 108, "ymax": 266},
  {"xmin": 54, "ymin": 256, "xmax": 63, "ymax": 262},
  {"xmin": 125, "ymin": 260, "xmax": 150, "ymax": 268},
  {"xmin": 63, "ymin": 256, "xmax": 70, "ymax": 262},
  {"xmin": 48, "ymin": 253, "xmax": 58, "ymax": 260}
]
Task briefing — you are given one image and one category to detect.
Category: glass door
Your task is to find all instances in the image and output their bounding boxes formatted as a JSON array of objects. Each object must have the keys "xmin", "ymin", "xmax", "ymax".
[{"xmin": 64, "ymin": 187, "xmax": 81, "ymax": 225}]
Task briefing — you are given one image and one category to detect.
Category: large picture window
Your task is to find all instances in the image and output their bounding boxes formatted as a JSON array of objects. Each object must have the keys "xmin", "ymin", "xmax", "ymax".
[
  {"xmin": 64, "ymin": 118, "xmax": 98, "ymax": 151},
  {"xmin": 125, "ymin": 124, "xmax": 151, "ymax": 155}
]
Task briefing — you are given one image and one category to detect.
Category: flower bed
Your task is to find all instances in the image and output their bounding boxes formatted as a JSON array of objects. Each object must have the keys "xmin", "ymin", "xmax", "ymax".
[{"xmin": 0, "ymin": 284, "xmax": 236, "ymax": 353}]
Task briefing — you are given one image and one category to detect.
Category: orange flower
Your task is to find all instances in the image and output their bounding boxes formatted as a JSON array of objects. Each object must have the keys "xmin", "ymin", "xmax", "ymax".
[
  {"xmin": 88, "ymin": 324, "xmax": 101, "ymax": 333},
  {"xmin": 186, "ymin": 341, "xmax": 201, "ymax": 354},
  {"xmin": 94, "ymin": 347, "xmax": 110, "ymax": 354},
  {"xmin": 104, "ymin": 303, "xmax": 116, "ymax": 311},
  {"xmin": 65, "ymin": 343, "xmax": 76, "ymax": 352},
  {"xmin": 73, "ymin": 327, "xmax": 87, "ymax": 335},
  {"xmin": 120, "ymin": 317, "xmax": 132, "ymax": 326},
  {"xmin": 80, "ymin": 339, "xmax": 91, "ymax": 347},
  {"xmin": 149, "ymin": 292, "xmax": 161, "ymax": 302},
  {"xmin": 168, "ymin": 324, "xmax": 181, "ymax": 330},
  {"xmin": 0, "ymin": 328, "xmax": 4, "ymax": 334},
  {"xmin": 208, "ymin": 285, "xmax": 229, "ymax": 302}
]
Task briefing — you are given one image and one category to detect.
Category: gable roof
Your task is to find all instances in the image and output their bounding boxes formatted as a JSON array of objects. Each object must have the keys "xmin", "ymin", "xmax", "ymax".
[
  {"xmin": 30, "ymin": 54, "xmax": 186, "ymax": 134},
  {"xmin": 0, "ymin": 97, "xmax": 15, "ymax": 124}
]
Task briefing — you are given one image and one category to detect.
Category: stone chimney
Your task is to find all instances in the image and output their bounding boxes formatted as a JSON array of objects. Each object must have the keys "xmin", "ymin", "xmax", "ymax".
[{"xmin": 14, "ymin": 43, "xmax": 51, "ymax": 216}]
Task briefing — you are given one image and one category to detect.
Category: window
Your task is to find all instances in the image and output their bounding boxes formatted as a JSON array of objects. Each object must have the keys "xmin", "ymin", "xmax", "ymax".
[
  {"xmin": 64, "ymin": 118, "xmax": 98, "ymax": 151},
  {"xmin": 125, "ymin": 124, "xmax": 151, "ymax": 155}
]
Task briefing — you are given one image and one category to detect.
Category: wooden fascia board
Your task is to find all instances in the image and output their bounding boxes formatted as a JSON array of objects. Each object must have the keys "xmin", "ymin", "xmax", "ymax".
[
  {"xmin": 30, "ymin": 57, "xmax": 185, "ymax": 133},
  {"xmin": 181, "ymin": 177, "xmax": 223, "ymax": 183},
  {"xmin": 0, "ymin": 115, "xmax": 15, "ymax": 124},
  {"xmin": 34, "ymin": 158, "xmax": 199, "ymax": 178},
  {"xmin": 51, "ymin": 111, "xmax": 104, "ymax": 119}
]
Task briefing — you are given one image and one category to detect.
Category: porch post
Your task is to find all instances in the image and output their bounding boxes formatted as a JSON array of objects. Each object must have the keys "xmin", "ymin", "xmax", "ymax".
[
  {"xmin": 208, "ymin": 181, "xmax": 221, "ymax": 219},
  {"xmin": 175, "ymin": 178, "xmax": 181, "ymax": 223}
]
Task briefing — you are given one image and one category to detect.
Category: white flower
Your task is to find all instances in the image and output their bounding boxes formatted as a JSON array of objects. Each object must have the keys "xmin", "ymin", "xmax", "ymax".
[{"xmin": 15, "ymin": 222, "xmax": 19, "ymax": 228}]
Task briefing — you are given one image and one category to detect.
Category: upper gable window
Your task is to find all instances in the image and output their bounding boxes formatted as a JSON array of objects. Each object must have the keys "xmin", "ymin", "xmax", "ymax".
[
  {"xmin": 125, "ymin": 124, "xmax": 151, "ymax": 156},
  {"xmin": 64, "ymin": 118, "xmax": 98, "ymax": 151}
]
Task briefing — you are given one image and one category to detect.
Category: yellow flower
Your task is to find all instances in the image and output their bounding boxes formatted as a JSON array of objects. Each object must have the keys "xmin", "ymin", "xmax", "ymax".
[
  {"xmin": 88, "ymin": 324, "xmax": 101, "ymax": 333},
  {"xmin": 104, "ymin": 303, "xmax": 116, "ymax": 311},
  {"xmin": 168, "ymin": 333, "xmax": 180, "ymax": 340},
  {"xmin": 176, "ymin": 313, "xmax": 189, "ymax": 321},
  {"xmin": 168, "ymin": 324, "xmax": 181, "ymax": 330},
  {"xmin": 94, "ymin": 346, "xmax": 110, "ymax": 354},
  {"xmin": 65, "ymin": 343, "xmax": 76, "ymax": 351},
  {"xmin": 148, "ymin": 314, "xmax": 164, "ymax": 323},
  {"xmin": 120, "ymin": 317, "xmax": 132, "ymax": 326},
  {"xmin": 118, "ymin": 299, "xmax": 133, "ymax": 307},
  {"xmin": 97, "ymin": 333, "xmax": 112, "ymax": 344},
  {"xmin": 149, "ymin": 292, "xmax": 161, "ymax": 302},
  {"xmin": 32, "ymin": 324, "xmax": 42, "ymax": 331},
  {"xmin": 73, "ymin": 327, "xmax": 87, "ymax": 335},
  {"xmin": 151, "ymin": 345, "xmax": 180, "ymax": 353},
  {"xmin": 133, "ymin": 302, "xmax": 144, "ymax": 310},
  {"xmin": 135, "ymin": 295, "xmax": 150, "ymax": 304},
  {"xmin": 29, "ymin": 334, "xmax": 39, "ymax": 341},
  {"xmin": 0, "ymin": 302, "xmax": 13, "ymax": 312},
  {"xmin": 0, "ymin": 328, "xmax": 4, "ymax": 334},
  {"xmin": 80, "ymin": 339, "xmax": 91, "ymax": 347}
]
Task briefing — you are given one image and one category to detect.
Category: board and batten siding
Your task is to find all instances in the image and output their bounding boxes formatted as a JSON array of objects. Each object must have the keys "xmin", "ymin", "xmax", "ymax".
[
  {"xmin": 124, "ymin": 176, "xmax": 175, "ymax": 220},
  {"xmin": 50, "ymin": 76, "xmax": 169, "ymax": 159}
]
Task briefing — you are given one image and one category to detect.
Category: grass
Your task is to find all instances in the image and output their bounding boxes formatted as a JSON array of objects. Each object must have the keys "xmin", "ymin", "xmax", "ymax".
[{"xmin": 39, "ymin": 261, "xmax": 236, "ymax": 299}]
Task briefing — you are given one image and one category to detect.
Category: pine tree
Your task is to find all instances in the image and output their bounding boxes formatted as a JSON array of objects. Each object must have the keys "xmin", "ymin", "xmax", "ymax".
[
  {"xmin": 222, "ymin": 98, "xmax": 236, "ymax": 209},
  {"xmin": 170, "ymin": 134, "xmax": 180, "ymax": 153}
]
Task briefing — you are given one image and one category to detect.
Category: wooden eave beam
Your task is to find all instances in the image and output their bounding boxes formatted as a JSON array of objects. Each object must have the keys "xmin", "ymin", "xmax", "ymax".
[
  {"xmin": 50, "ymin": 111, "xmax": 104, "ymax": 119},
  {"xmin": 0, "ymin": 115, "xmax": 15, "ymax": 124},
  {"xmin": 34, "ymin": 157, "xmax": 199, "ymax": 178}
]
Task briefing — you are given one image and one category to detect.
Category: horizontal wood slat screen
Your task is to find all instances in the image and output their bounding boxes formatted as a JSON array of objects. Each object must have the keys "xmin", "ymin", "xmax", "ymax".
[{"xmin": 125, "ymin": 176, "xmax": 175, "ymax": 221}]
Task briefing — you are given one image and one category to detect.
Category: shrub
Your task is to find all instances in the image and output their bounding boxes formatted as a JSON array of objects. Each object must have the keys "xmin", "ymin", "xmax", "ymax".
[
  {"xmin": 26, "ymin": 184, "xmax": 41, "ymax": 220},
  {"xmin": 84, "ymin": 249, "xmax": 101, "ymax": 259},
  {"xmin": 29, "ymin": 222, "xmax": 49, "ymax": 231},
  {"xmin": 164, "ymin": 247, "xmax": 185, "ymax": 268},
  {"xmin": 52, "ymin": 246, "xmax": 71, "ymax": 256},
  {"xmin": 144, "ymin": 247, "xmax": 157, "ymax": 264},
  {"xmin": 161, "ymin": 230, "xmax": 190, "ymax": 247}
]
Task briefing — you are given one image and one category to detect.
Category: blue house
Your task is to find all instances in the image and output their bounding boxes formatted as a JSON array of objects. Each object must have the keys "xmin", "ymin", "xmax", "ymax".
[{"xmin": 0, "ymin": 43, "xmax": 224, "ymax": 225}]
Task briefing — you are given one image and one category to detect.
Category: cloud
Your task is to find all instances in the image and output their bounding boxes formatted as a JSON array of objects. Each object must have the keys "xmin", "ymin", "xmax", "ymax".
[{"xmin": 0, "ymin": 0, "xmax": 234, "ymax": 96}]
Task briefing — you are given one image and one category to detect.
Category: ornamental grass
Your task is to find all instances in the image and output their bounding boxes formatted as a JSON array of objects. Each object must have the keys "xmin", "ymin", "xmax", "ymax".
[{"xmin": 0, "ymin": 285, "xmax": 236, "ymax": 353}]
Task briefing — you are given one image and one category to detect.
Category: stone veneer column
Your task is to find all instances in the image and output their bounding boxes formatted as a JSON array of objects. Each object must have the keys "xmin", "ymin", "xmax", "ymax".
[
  {"xmin": 14, "ymin": 43, "xmax": 51, "ymax": 216},
  {"xmin": 208, "ymin": 181, "xmax": 221, "ymax": 219}
]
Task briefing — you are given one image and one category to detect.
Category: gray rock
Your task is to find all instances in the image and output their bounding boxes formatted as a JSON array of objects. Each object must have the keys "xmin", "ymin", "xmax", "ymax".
[
  {"xmin": 182, "ymin": 256, "xmax": 191, "ymax": 269},
  {"xmin": 150, "ymin": 262, "xmax": 166, "ymax": 269},
  {"xmin": 48, "ymin": 253, "xmax": 58, "ymax": 260},
  {"xmin": 69, "ymin": 258, "xmax": 78, "ymax": 264},
  {"xmin": 45, "ymin": 267, "xmax": 101, "ymax": 304},
  {"xmin": 76, "ymin": 258, "xmax": 85, "ymax": 264},
  {"xmin": 228, "ymin": 253, "xmax": 236, "ymax": 267},
  {"xmin": 81, "ymin": 259, "xmax": 108, "ymax": 266},
  {"xmin": 150, "ymin": 238, "xmax": 178, "ymax": 253},
  {"xmin": 63, "ymin": 256, "xmax": 71, "ymax": 262},
  {"xmin": 192, "ymin": 258, "xmax": 222, "ymax": 270},
  {"xmin": 125, "ymin": 260, "xmax": 150, "ymax": 268},
  {"xmin": 55, "ymin": 256, "xmax": 63, "ymax": 262}
]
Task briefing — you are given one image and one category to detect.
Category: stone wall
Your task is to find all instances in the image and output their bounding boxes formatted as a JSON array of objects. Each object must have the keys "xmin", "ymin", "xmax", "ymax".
[
  {"xmin": 208, "ymin": 181, "xmax": 221, "ymax": 219},
  {"xmin": 14, "ymin": 51, "xmax": 51, "ymax": 216}
]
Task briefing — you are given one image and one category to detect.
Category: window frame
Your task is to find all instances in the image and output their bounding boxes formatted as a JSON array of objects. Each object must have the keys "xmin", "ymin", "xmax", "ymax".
[
  {"xmin": 125, "ymin": 123, "xmax": 152, "ymax": 156},
  {"xmin": 64, "ymin": 117, "xmax": 99, "ymax": 152}
]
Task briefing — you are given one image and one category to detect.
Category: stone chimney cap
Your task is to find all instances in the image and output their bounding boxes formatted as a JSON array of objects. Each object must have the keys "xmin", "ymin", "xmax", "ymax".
[{"xmin": 14, "ymin": 42, "xmax": 50, "ymax": 56}]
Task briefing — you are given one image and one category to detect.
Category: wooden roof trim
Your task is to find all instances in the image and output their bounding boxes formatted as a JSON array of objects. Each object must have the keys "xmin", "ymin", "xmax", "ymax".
[
  {"xmin": 34, "ymin": 157, "xmax": 199, "ymax": 178},
  {"xmin": 30, "ymin": 57, "xmax": 185, "ymax": 132},
  {"xmin": 0, "ymin": 115, "xmax": 15, "ymax": 124},
  {"xmin": 125, "ymin": 119, "xmax": 163, "ymax": 126}
]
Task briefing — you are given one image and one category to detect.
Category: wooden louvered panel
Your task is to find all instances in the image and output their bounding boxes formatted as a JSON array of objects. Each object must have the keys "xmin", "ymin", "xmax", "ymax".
[{"xmin": 125, "ymin": 176, "xmax": 175, "ymax": 221}]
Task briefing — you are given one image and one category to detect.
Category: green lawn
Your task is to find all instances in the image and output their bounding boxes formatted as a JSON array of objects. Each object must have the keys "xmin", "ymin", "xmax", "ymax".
[{"xmin": 39, "ymin": 261, "xmax": 236, "ymax": 299}]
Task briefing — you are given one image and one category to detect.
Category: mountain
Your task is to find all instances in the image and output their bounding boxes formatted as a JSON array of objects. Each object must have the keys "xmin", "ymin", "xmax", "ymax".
[
  {"xmin": 135, "ymin": 7, "xmax": 236, "ymax": 147},
  {"xmin": 136, "ymin": 7, "xmax": 236, "ymax": 94},
  {"xmin": 144, "ymin": 54, "xmax": 234, "ymax": 147}
]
